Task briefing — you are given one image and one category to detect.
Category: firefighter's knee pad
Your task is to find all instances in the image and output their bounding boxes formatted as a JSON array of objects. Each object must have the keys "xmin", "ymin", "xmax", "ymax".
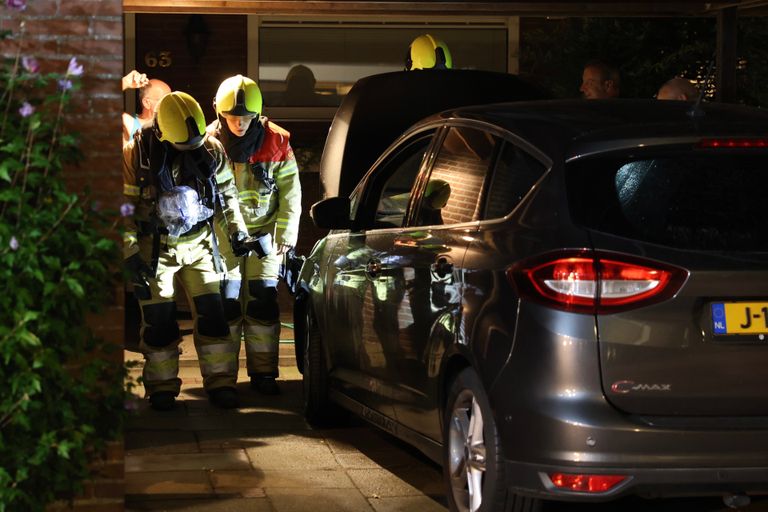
[
  {"xmin": 223, "ymin": 298, "xmax": 241, "ymax": 322},
  {"xmin": 246, "ymin": 280, "xmax": 279, "ymax": 322},
  {"xmin": 193, "ymin": 293, "xmax": 230, "ymax": 337},
  {"xmin": 221, "ymin": 278, "xmax": 242, "ymax": 322},
  {"xmin": 142, "ymin": 301, "xmax": 180, "ymax": 347}
]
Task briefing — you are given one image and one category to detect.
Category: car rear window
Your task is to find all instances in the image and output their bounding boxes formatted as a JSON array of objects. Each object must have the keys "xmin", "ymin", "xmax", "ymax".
[{"xmin": 567, "ymin": 152, "xmax": 768, "ymax": 251}]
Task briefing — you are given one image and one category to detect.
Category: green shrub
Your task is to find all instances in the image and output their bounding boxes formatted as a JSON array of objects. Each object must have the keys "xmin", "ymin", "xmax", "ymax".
[{"xmin": 0, "ymin": 5, "xmax": 125, "ymax": 511}]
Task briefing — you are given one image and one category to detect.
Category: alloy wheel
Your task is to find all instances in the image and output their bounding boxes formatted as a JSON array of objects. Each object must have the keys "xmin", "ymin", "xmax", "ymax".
[{"xmin": 448, "ymin": 388, "xmax": 486, "ymax": 512}]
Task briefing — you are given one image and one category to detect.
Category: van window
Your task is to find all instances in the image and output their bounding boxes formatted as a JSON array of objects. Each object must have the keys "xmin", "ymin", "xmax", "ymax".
[
  {"xmin": 419, "ymin": 126, "xmax": 498, "ymax": 225},
  {"xmin": 484, "ymin": 142, "xmax": 547, "ymax": 220},
  {"xmin": 567, "ymin": 152, "xmax": 768, "ymax": 251},
  {"xmin": 358, "ymin": 134, "xmax": 434, "ymax": 229}
]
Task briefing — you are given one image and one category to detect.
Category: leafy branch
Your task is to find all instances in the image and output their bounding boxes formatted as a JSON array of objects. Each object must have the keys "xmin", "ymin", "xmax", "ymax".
[{"xmin": 0, "ymin": 2, "xmax": 126, "ymax": 510}]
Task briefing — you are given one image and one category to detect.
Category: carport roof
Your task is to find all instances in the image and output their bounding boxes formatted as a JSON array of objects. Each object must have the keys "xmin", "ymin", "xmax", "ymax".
[{"xmin": 122, "ymin": 0, "xmax": 768, "ymax": 16}]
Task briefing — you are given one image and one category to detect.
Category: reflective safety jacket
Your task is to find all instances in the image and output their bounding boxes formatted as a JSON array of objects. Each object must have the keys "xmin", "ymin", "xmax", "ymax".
[
  {"xmin": 211, "ymin": 118, "xmax": 302, "ymax": 247},
  {"xmin": 122, "ymin": 131, "xmax": 247, "ymax": 259}
]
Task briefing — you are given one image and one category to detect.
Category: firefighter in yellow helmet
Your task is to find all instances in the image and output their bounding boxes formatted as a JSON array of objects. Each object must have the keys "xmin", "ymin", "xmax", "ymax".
[
  {"xmin": 405, "ymin": 33, "xmax": 453, "ymax": 71},
  {"xmin": 123, "ymin": 91, "xmax": 253, "ymax": 411},
  {"xmin": 208, "ymin": 75, "xmax": 302, "ymax": 395}
]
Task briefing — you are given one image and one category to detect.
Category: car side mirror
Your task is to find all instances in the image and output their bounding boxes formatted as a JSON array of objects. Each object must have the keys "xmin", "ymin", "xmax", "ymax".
[{"xmin": 310, "ymin": 197, "xmax": 352, "ymax": 229}]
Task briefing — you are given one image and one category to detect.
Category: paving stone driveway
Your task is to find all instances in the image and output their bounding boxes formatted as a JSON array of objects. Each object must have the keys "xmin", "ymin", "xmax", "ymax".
[
  {"xmin": 125, "ymin": 364, "xmax": 448, "ymax": 512},
  {"xmin": 125, "ymin": 346, "xmax": 768, "ymax": 512}
]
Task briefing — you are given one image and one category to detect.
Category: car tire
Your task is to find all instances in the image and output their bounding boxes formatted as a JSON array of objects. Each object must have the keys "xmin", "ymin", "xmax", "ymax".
[
  {"xmin": 293, "ymin": 292, "xmax": 307, "ymax": 374},
  {"xmin": 443, "ymin": 367, "xmax": 541, "ymax": 512},
  {"xmin": 302, "ymin": 307, "xmax": 345, "ymax": 427}
]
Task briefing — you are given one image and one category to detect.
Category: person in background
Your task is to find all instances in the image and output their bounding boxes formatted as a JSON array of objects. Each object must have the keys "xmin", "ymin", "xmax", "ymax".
[
  {"xmin": 580, "ymin": 60, "xmax": 620, "ymax": 99},
  {"xmin": 123, "ymin": 91, "xmax": 252, "ymax": 411},
  {"xmin": 284, "ymin": 64, "xmax": 318, "ymax": 105},
  {"xmin": 122, "ymin": 70, "xmax": 171, "ymax": 146},
  {"xmin": 404, "ymin": 34, "xmax": 453, "ymax": 71},
  {"xmin": 208, "ymin": 75, "xmax": 302, "ymax": 395},
  {"xmin": 657, "ymin": 77, "xmax": 699, "ymax": 101}
]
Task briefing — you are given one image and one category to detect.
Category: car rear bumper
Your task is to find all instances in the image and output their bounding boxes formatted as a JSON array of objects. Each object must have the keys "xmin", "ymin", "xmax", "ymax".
[
  {"xmin": 490, "ymin": 302, "xmax": 768, "ymax": 500},
  {"xmin": 493, "ymin": 378, "xmax": 768, "ymax": 500},
  {"xmin": 504, "ymin": 460, "xmax": 768, "ymax": 501},
  {"xmin": 496, "ymin": 394, "xmax": 768, "ymax": 497},
  {"xmin": 493, "ymin": 368, "xmax": 768, "ymax": 500}
]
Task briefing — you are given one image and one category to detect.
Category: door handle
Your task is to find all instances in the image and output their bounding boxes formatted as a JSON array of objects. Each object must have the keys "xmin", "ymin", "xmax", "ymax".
[
  {"xmin": 365, "ymin": 258, "xmax": 382, "ymax": 278},
  {"xmin": 431, "ymin": 257, "xmax": 453, "ymax": 278}
]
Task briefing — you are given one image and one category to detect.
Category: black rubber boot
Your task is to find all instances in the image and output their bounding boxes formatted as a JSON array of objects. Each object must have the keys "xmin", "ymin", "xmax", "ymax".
[
  {"xmin": 208, "ymin": 387, "xmax": 240, "ymax": 409},
  {"xmin": 149, "ymin": 391, "xmax": 176, "ymax": 411},
  {"xmin": 251, "ymin": 376, "xmax": 280, "ymax": 395}
]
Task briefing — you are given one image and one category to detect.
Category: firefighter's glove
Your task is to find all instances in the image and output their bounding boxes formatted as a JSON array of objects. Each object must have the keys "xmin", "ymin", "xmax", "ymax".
[
  {"xmin": 125, "ymin": 253, "xmax": 153, "ymax": 300},
  {"xmin": 231, "ymin": 231, "xmax": 250, "ymax": 257},
  {"xmin": 280, "ymin": 248, "xmax": 305, "ymax": 296}
]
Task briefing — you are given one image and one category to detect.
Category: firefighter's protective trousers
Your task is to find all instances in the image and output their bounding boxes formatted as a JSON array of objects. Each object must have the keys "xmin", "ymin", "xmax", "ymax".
[
  {"xmin": 219, "ymin": 246, "xmax": 281, "ymax": 377},
  {"xmin": 136, "ymin": 227, "xmax": 238, "ymax": 395},
  {"xmin": 214, "ymin": 118, "xmax": 301, "ymax": 377}
]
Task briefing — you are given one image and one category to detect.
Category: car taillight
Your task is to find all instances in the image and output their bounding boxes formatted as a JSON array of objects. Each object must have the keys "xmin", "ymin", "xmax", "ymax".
[
  {"xmin": 525, "ymin": 256, "xmax": 598, "ymax": 308},
  {"xmin": 508, "ymin": 250, "xmax": 688, "ymax": 314},
  {"xmin": 698, "ymin": 137, "xmax": 768, "ymax": 148},
  {"xmin": 548, "ymin": 472, "xmax": 627, "ymax": 493}
]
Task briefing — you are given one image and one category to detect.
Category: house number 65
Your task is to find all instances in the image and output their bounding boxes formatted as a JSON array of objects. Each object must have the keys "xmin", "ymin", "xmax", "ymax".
[{"xmin": 144, "ymin": 51, "xmax": 172, "ymax": 68}]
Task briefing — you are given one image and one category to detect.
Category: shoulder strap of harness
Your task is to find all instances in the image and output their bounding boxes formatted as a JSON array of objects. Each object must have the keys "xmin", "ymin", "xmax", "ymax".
[
  {"xmin": 184, "ymin": 144, "xmax": 225, "ymax": 273},
  {"xmin": 135, "ymin": 126, "xmax": 153, "ymax": 196},
  {"xmin": 133, "ymin": 128, "xmax": 163, "ymax": 273}
]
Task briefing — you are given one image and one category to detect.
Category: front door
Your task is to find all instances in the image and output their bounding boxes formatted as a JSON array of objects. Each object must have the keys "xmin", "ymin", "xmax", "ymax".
[
  {"xmin": 326, "ymin": 130, "xmax": 438, "ymax": 420},
  {"xmin": 392, "ymin": 125, "xmax": 502, "ymax": 440}
]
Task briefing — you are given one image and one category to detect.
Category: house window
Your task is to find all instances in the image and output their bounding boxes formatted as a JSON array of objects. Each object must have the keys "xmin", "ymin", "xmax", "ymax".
[{"xmin": 259, "ymin": 22, "xmax": 508, "ymax": 113}]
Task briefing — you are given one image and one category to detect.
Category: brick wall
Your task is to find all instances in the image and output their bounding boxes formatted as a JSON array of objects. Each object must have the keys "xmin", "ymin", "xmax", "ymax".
[
  {"xmin": 0, "ymin": 1, "xmax": 125, "ymax": 511},
  {"xmin": 0, "ymin": 0, "xmax": 125, "ymax": 342}
]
